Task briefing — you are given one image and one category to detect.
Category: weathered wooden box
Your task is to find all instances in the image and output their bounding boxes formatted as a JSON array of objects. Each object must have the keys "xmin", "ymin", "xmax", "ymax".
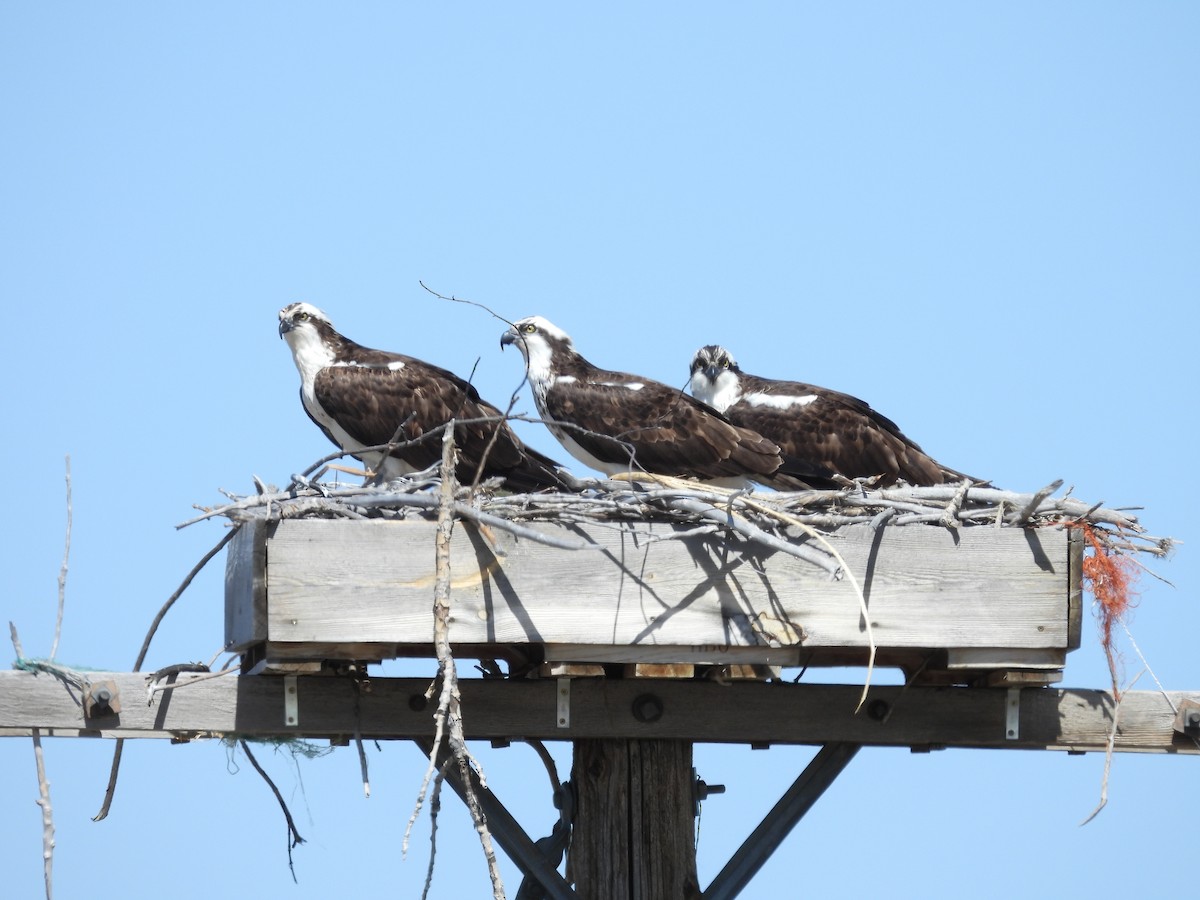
[{"xmin": 225, "ymin": 517, "xmax": 1082, "ymax": 683}]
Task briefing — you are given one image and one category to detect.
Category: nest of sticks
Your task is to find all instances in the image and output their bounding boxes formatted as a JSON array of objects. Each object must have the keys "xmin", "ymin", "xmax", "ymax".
[{"xmin": 190, "ymin": 468, "xmax": 1172, "ymax": 576}]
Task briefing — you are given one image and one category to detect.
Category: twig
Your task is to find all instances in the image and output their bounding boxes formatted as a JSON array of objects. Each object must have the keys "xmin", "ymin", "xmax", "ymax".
[
  {"xmin": 356, "ymin": 736, "xmax": 371, "ymax": 800},
  {"xmin": 50, "ymin": 455, "xmax": 71, "ymax": 661},
  {"xmin": 239, "ymin": 740, "xmax": 306, "ymax": 881},
  {"xmin": 353, "ymin": 678, "xmax": 371, "ymax": 799},
  {"xmin": 32, "ymin": 729, "xmax": 53, "ymax": 900},
  {"xmin": 1080, "ymin": 669, "xmax": 1144, "ymax": 826},
  {"xmin": 421, "ymin": 770, "xmax": 446, "ymax": 900},
  {"xmin": 437, "ymin": 427, "xmax": 505, "ymax": 898},
  {"xmin": 404, "ymin": 432, "xmax": 456, "ymax": 847},
  {"xmin": 145, "ymin": 664, "xmax": 240, "ymax": 696},
  {"xmin": 1011, "ymin": 479, "xmax": 1064, "ymax": 524},
  {"xmin": 737, "ymin": 494, "xmax": 877, "ymax": 711},
  {"xmin": 938, "ymin": 477, "xmax": 971, "ymax": 528},
  {"xmin": 93, "ymin": 527, "xmax": 239, "ymax": 821},
  {"xmin": 404, "ymin": 425, "xmax": 506, "ymax": 897},
  {"xmin": 11, "ymin": 624, "xmax": 55, "ymax": 900}
]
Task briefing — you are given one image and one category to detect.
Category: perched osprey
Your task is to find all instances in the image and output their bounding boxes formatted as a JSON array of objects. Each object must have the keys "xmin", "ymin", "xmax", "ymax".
[
  {"xmin": 278, "ymin": 303, "xmax": 567, "ymax": 491},
  {"xmin": 688, "ymin": 345, "xmax": 971, "ymax": 487},
  {"xmin": 500, "ymin": 316, "xmax": 837, "ymax": 489}
]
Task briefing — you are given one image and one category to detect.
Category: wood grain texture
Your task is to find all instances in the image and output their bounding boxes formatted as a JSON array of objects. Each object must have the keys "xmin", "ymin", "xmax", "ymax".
[
  {"xmin": 226, "ymin": 517, "xmax": 1076, "ymax": 667},
  {"xmin": 2, "ymin": 672, "xmax": 1195, "ymax": 754},
  {"xmin": 223, "ymin": 521, "xmax": 268, "ymax": 651},
  {"xmin": 570, "ymin": 740, "xmax": 699, "ymax": 900}
]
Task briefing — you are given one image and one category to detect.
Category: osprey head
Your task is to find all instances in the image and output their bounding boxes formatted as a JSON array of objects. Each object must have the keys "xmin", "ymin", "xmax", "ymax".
[
  {"xmin": 689, "ymin": 344, "xmax": 742, "ymax": 412},
  {"xmin": 278, "ymin": 302, "xmax": 332, "ymax": 339},
  {"xmin": 501, "ymin": 316, "xmax": 575, "ymax": 379}
]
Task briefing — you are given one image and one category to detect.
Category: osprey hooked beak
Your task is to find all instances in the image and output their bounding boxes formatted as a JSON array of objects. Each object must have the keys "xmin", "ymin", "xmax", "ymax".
[
  {"xmin": 278, "ymin": 318, "xmax": 293, "ymax": 338},
  {"xmin": 499, "ymin": 328, "xmax": 519, "ymax": 350}
]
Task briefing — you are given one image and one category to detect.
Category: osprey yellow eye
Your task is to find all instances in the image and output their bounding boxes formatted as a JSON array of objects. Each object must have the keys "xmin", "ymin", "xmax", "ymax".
[{"xmin": 522, "ymin": 323, "xmax": 536, "ymax": 334}]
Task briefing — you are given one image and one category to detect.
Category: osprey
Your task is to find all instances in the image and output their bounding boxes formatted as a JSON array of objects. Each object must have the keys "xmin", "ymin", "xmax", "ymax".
[
  {"xmin": 500, "ymin": 316, "xmax": 837, "ymax": 489},
  {"xmin": 278, "ymin": 303, "xmax": 567, "ymax": 491},
  {"xmin": 688, "ymin": 345, "xmax": 972, "ymax": 487}
]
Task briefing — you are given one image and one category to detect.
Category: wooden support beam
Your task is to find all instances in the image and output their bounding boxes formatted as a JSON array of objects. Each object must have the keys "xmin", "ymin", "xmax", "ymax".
[
  {"xmin": 0, "ymin": 671, "xmax": 1197, "ymax": 754},
  {"xmin": 702, "ymin": 743, "xmax": 860, "ymax": 900},
  {"xmin": 570, "ymin": 739, "xmax": 699, "ymax": 900},
  {"xmin": 412, "ymin": 738, "xmax": 575, "ymax": 900}
]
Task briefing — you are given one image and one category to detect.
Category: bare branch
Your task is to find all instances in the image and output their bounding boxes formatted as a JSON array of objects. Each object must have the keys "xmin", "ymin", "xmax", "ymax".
[
  {"xmin": 1011, "ymin": 479, "xmax": 1065, "ymax": 526},
  {"xmin": 10, "ymin": 624, "xmax": 55, "ymax": 900},
  {"xmin": 93, "ymin": 527, "xmax": 239, "ymax": 822},
  {"xmin": 239, "ymin": 740, "xmax": 306, "ymax": 881},
  {"xmin": 51, "ymin": 455, "xmax": 71, "ymax": 661},
  {"xmin": 32, "ymin": 729, "xmax": 53, "ymax": 900}
]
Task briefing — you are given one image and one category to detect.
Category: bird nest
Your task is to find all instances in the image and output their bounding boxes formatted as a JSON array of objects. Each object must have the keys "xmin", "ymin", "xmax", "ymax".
[
  {"xmin": 189, "ymin": 462, "xmax": 1174, "ymax": 700},
  {"xmin": 191, "ymin": 469, "xmax": 1171, "ymax": 565}
]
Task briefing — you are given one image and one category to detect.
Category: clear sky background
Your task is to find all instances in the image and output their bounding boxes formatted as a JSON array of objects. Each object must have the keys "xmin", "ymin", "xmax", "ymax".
[{"xmin": 2, "ymin": 4, "xmax": 1196, "ymax": 898}]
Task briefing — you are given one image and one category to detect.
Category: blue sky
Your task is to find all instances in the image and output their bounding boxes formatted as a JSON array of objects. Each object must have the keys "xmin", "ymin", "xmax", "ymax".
[{"xmin": 1, "ymin": 4, "xmax": 1196, "ymax": 897}]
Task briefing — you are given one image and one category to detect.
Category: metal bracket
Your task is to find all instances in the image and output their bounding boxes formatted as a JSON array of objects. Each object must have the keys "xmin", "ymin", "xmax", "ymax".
[
  {"xmin": 1006, "ymin": 688, "xmax": 1020, "ymax": 740},
  {"xmin": 284, "ymin": 675, "xmax": 299, "ymax": 727},
  {"xmin": 1173, "ymin": 699, "xmax": 1200, "ymax": 736},
  {"xmin": 556, "ymin": 678, "xmax": 570, "ymax": 728}
]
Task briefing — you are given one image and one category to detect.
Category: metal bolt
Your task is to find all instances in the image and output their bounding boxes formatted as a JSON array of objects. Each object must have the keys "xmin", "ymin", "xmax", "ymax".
[
  {"xmin": 631, "ymin": 693, "xmax": 664, "ymax": 723},
  {"xmin": 866, "ymin": 699, "xmax": 890, "ymax": 721},
  {"xmin": 693, "ymin": 773, "xmax": 726, "ymax": 815}
]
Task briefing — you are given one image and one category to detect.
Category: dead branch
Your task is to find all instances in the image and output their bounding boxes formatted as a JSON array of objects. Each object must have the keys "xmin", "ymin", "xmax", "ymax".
[
  {"xmin": 32, "ymin": 729, "xmax": 53, "ymax": 900},
  {"xmin": 10, "ymin": 625, "xmax": 55, "ymax": 900},
  {"xmin": 239, "ymin": 739, "xmax": 306, "ymax": 881},
  {"xmin": 51, "ymin": 455, "xmax": 71, "ymax": 661},
  {"xmin": 1011, "ymin": 479, "xmax": 1066, "ymax": 526},
  {"xmin": 401, "ymin": 425, "xmax": 506, "ymax": 897},
  {"xmin": 93, "ymin": 527, "xmax": 239, "ymax": 821}
]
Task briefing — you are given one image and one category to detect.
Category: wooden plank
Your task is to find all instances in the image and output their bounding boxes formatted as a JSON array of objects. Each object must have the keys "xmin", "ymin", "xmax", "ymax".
[
  {"xmin": 235, "ymin": 518, "xmax": 1073, "ymax": 667},
  {"xmin": 1067, "ymin": 525, "xmax": 1084, "ymax": 650},
  {"xmin": 624, "ymin": 664, "xmax": 695, "ymax": 679},
  {"xmin": 0, "ymin": 671, "xmax": 1195, "ymax": 754},
  {"xmin": 224, "ymin": 518, "xmax": 269, "ymax": 652}
]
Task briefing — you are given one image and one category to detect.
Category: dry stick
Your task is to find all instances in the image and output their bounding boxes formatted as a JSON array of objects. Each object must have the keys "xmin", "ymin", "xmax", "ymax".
[
  {"xmin": 422, "ymin": 771, "xmax": 446, "ymax": 900},
  {"xmin": 938, "ymin": 477, "xmax": 972, "ymax": 529},
  {"xmin": 736, "ymin": 494, "xmax": 877, "ymax": 712},
  {"xmin": 1010, "ymin": 479, "xmax": 1065, "ymax": 526},
  {"xmin": 10, "ymin": 626, "xmax": 54, "ymax": 900},
  {"xmin": 434, "ymin": 427, "xmax": 505, "ymax": 899},
  {"xmin": 608, "ymin": 473, "xmax": 882, "ymax": 708},
  {"xmin": 145, "ymin": 665, "xmax": 241, "ymax": 696},
  {"xmin": 50, "ymin": 455, "xmax": 71, "ymax": 661},
  {"xmin": 356, "ymin": 736, "xmax": 371, "ymax": 800},
  {"xmin": 93, "ymin": 527, "xmax": 239, "ymax": 821},
  {"xmin": 1080, "ymin": 669, "xmax": 1145, "ymax": 827},
  {"xmin": 239, "ymin": 739, "xmax": 306, "ymax": 881},
  {"xmin": 405, "ymin": 461, "xmax": 457, "ymax": 859},
  {"xmin": 1120, "ymin": 621, "xmax": 1200, "ymax": 752},
  {"xmin": 32, "ymin": 730, "xmax": 53, "ymax": 900},
  {"xmin": 607, "ymin": 479, "xmax": 842, "ymax": 577},
  {"xmin": 353, "ymin": 680, "xmax": 371, "ymax": 799},
  {"xmin": 404, "ymin": 427, "xmax": 506, "ymax": 898}
]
